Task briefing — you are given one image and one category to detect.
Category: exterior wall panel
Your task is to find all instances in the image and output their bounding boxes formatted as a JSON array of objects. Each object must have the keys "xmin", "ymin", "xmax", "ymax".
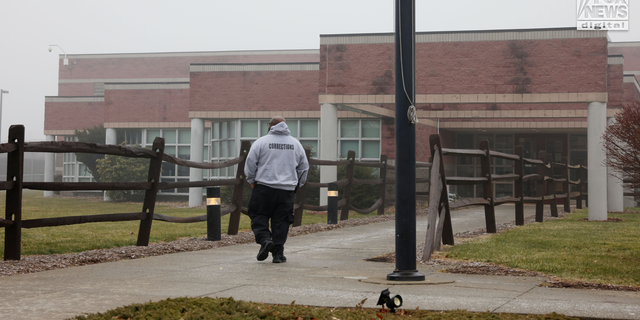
[
  {"xmin": 45, "ymin": 100, "xmax": 105, "ymax": 132},
  {"xmin": 104, "ymin": 88, "xmax": 190, "ymax": 123},
  {"xmin": 320, "ymin": 37, "xmax": 609, "ymax": 96},
  {"xmin": 189, "ymin": 68, "xmax": 319, "ymax": 112},
  {"xmin": 56, "ymin": 50, "xmax": 319, "ymax": 96}
]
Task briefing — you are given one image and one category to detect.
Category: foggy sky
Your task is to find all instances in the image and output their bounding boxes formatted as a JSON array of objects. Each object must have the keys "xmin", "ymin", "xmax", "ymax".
[{"xmin": 0, "ymin": 0, "xmax": 638, "ymax": 142}]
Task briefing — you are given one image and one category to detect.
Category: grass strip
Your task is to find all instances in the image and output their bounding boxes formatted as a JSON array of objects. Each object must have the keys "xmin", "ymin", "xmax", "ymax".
[
  {"xmin": 436, "ymin": 208, "xmax": 640, "ymax": 287},
  {"xmin": 1, "ymin": 190, "xmax": 390, "ymax": 259},
  {"xmin": 70, "ymin": 297, "xmax": 578, "ymax": 320}
]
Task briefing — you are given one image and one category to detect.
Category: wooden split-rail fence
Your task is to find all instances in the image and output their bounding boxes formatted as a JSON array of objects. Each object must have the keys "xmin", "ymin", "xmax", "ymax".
[
  {"xmin": 0, "ymin": 125, "xmax": 400, "ymax": 261},
  {"xmin": 422, "ymin": 134, "xmax": 588, "ymax": 261},
  {"xmin": 0, "ymin": 125, "xmax": 588, "ymax": 261}
]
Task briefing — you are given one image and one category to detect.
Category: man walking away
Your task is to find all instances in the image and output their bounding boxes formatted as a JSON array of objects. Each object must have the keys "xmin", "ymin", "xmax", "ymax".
[{"xmin": 244, "ymin": 116, "xmax": 309, "ymax": 263}]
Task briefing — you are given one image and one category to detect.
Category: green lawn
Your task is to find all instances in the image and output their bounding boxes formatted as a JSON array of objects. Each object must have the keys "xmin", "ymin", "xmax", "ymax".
[
  {"xmin": 70, "ymin": 297, "xmax": 578, "ymax": 320},
  {"xmin": 437, "ymin": 208, "xmax": 640, "ymax": 287},
  {"xmin": 4, "ymin": 190, "xmax": 639, "ymax": 288},
  {"xmin": 0, "ymin": 190, "xmax": 384, "ymax": 258}
]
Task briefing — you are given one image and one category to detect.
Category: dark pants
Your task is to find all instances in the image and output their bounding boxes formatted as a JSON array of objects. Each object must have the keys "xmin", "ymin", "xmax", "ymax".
[{"xmin": 247, "ymin": 184, "xmax": 295, "ymax": 245}]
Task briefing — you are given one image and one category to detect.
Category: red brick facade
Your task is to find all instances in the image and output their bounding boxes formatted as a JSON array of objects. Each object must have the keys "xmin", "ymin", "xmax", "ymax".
[
  {"xmin": 105, "ymin": 88, "xmax": 190, "ymax": 123},
  {"xmin": 44, "ymin": 100, "xmax": 105, "ymax": 132},
  {"xmin": 189, "ymin": 67, "xmax": 319, "ymax": 112},
  {"xmin": 57, "ymin": 51, "xmax": 320, "ymax": 96},
  {"xmin": 44, "ymin": 29, "xmax": 640, "ymax": 165},
  {"xmin": 319, "ymin": 37, "xmax": 609, "ymax": 96}
]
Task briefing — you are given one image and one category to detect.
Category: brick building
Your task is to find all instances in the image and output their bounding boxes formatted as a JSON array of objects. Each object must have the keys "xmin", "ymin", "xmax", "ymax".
[{"xmin": 44, "ymin": 28, "xmax": 640, "ymax": 209}]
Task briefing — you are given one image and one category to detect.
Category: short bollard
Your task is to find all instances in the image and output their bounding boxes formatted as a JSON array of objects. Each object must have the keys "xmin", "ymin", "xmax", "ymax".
[
  {"xmin": 207, "ymin": 187, "xmax": 221, "ymax": 241},
  {"xmin": 327, "ymin": 183, "xmax": 338, "ymax": 224}
]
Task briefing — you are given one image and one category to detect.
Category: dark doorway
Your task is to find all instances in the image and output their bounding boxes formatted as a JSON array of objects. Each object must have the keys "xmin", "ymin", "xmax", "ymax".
[{"xmin": 515, "ymin": 133, "xmax": 568, "ymax": 200}]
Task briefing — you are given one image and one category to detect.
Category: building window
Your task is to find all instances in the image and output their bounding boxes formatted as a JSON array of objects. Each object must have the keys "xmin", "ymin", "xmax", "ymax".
[
  {"xmin": 239, "ymin": 119, "xmax": 320, "ymax": 157},
  {"xmin": 210, "ymin": 121, "xmax": 237, "ymax": 179},
  {"xmin": 93, "ymin": 82, "xmax": 105, "ymax": 96},
  {"xmin": 338, "ymin": 119, "xmax": 381, "ymax": 161},
  {"xmin": 298, "ymin": 119, "xmax": 319, "ymax": 156},
  {"xmin": 143, "ymin": 129, "xmax": 194, "ymax": 194},
  {"xmin": 123, "ymin": 129, "xmax": 143, "ymax": 145},
  {"xmin": 62, "ymin": 136, "xmax": 96, "ymax": 183}
]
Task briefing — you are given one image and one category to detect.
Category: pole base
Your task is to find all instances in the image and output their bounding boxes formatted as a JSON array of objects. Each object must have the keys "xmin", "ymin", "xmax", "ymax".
[{"xmin": 386, "ymin": 270, "xmax": 425, "ymax": 281}]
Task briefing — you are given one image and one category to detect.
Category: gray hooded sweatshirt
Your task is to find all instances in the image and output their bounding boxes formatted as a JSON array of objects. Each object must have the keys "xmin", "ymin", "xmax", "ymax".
[{"xmin": 244, "ymin": 122, "xmax": 309, "ymax": 191}]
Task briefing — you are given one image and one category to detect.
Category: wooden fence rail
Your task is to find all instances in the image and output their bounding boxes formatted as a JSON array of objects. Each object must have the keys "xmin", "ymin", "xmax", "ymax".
[
  {"xmin": 297, "ymin": 151, "xmax": 392, "ymax": 218},
  {"xmin": 1, "ymin": 125, "xmax": 394, "ymax": 260},
  {"xmin": 423, "ymin": 134, "xmax": 588, "ymax": 261},
  {"xmin": 2, "ymin": 126, "xmax": 588, "ymax": 261}
]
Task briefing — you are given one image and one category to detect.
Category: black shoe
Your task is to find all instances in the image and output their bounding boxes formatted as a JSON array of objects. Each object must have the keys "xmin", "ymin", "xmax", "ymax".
[
  {"xmin": 273, "ymin": 254, "xmax": 287, "ymax": 263},
  {"xmin": 272, "ymin": 245, "xmax": 287, "ymax": 263},
  {"xmin": 257, "ymin": 241, "xmax": 274, "ymax": 261}
]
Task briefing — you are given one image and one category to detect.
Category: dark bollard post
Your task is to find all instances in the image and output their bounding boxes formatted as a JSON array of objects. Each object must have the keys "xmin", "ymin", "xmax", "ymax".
[
  {"xmin": 207, "ymin": 187, "xmax": 221, "ymax": 241},
  {"xmin": 327, "ymin": 183, "xmax": 338, "ymax": 224}
]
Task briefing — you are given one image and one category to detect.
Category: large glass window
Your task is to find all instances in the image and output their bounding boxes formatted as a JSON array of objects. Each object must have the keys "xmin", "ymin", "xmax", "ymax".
[
  {"xmin": 241, "ymin": 120, "xmax": 259, "ymax": 138},
  {"xmin": 62, "ymin": 137, "xmax": 77, "ymax": 183},
  {"xmin": 211, "ymin": 121, "xmax": 238, "ymax": 180},
  {"xmin": 338, "ymin": 119, "xmax": 381, "ymax": 161},
  {"xmin": 62, "ymin": 136, "xmax": 96, "ymax": 183},
  {"xmin": 140, "ymin": 128, "xmax": 195, "ymax": 195},
  {"xmin": 63, "ymin": 127, "xmax": 210, "ymax": 195},
  {"xmin": 298, "ymin": 120, "xmax": 319, "ymax": 156},
  {"xmin": 124, "ymin": 129, "xmax": 142, "ymax": 145},
  {"xmin": 240, "ymin": 119, "xmax": 320, "ymax": 157}
]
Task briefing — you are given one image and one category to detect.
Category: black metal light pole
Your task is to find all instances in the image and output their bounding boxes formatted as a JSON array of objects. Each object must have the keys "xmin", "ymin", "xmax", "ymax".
[{"xmin": 387, "ymin": 0, "xmax": 425, "ymax": 281}]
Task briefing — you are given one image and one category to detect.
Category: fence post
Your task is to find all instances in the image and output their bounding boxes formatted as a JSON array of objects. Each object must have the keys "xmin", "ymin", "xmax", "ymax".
[
  {"xmin": 433, "ymin": 137, "xmax": 454, "ymax": 245},
  {"xmin": 535, "ymin": 150, "xmax": 546, "ymax": 222},
  {"xmin": 227, "ymin": 141, "xmax": 250, "ymax": 235},
  {"xmin": 378, "ymin": 154, "xmax": 388, "ymax": 215},
  {"xmin": 514, "ymin": 145, "xmax": 525, "ymax": 226},
  {"xmin": 582, "ymin": 161, "xmax": 588, "ymax": 208},
  {"xmin": 424, "ymin": 134, "xmax": 454, "ymax": 257},
  {"xmin": 479, "ymin": 140, "xmax": 496, "ymax": 233},
  {"xmin": 4, "ymin": 125, "xmax": 25, "ymax": 261},
  {"xmin": 340, "ymin": 150, "xmax": 356, "ymax": 221},
  {"xmin": 293, "ymin": 147, "xmax": 311, "ymax": 227},
  {"xmin": 546, "ymin": 153, "xmax": 559, "ymax": 217},
  {"xmin": 423, "ymin": 145, "xmax": 442, "ymax": 260},
  {"xmin": 137, "ymin": 137, "xmax": 165, "ymax": 246},
  {"xmin": 576, "ymin": 159, "xmax": 584, "ymax": 209},
  {"xmin": 562, "ymin": 156, "xmax": 571, "ymax": 213}
]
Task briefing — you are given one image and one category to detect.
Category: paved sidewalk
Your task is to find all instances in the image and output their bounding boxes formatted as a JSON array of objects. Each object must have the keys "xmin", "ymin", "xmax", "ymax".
[{"xmin": 0, "ymin": 205, "xmax": 639, "ymax": 319}]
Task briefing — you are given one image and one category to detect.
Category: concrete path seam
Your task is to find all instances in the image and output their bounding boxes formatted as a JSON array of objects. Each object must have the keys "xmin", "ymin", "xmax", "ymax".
[
  {"xmin": 491, "ymin": 284, "xmax": 539, "ymax": 313},
  {"xmin": 197, "ymin": 284, "xmax": 249, "ymax": 298}
]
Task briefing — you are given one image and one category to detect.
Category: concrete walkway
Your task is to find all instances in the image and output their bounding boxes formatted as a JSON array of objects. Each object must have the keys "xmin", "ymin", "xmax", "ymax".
[{"xmin": 1, "ymin": 205, "xmax": 639, "ymax": 320}]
